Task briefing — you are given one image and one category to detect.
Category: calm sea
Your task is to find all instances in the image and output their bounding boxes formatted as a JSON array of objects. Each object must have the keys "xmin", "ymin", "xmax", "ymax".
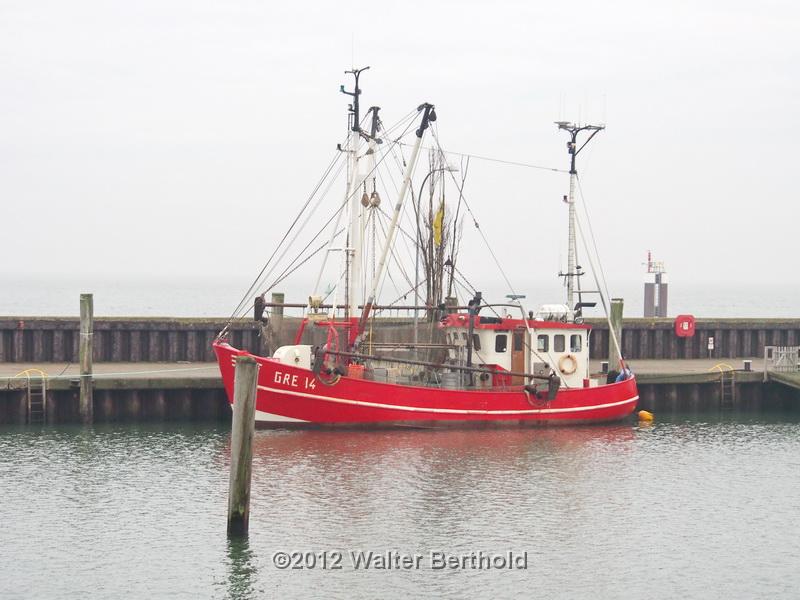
[
  {"xmin": 2, "ymin": 416, "xmax": 799, "ymax": 599},
  {"xmin": 2, "ymin": 277, "xmax": 799, "ymax": 319}
]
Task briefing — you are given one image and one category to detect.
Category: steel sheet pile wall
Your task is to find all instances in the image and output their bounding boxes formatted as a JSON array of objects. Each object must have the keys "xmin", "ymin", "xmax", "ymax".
[
  {"xmin": 586, "ymin": 318, "xmax": 800, "ymax": 360},
  {"xmin": 0, "ymin": 318, "xmax": 262, "ymax": 363},
  {"xmin": 2, "ymin": 317, "xmax": 800, "ymax": 363},
  {"xmin": 0, "ymin": 317, "xmax": 424, "ymax": 363}
]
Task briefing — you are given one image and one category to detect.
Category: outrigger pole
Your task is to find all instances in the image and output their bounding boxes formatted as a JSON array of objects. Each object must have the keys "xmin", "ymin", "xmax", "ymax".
[
  {"xmin": 355, "ymin": 103, "xmax": 437, "ymax": 346},
  {"xmin": 555, "ymin": 121, "xmax": 604, "ymax": 315}
]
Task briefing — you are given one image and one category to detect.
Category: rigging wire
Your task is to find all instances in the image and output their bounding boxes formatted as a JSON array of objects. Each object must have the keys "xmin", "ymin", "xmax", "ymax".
[
  {"xmin": 574, "ymin": 210, "xmax": 614, "ymax": 358},
  {"xmin": 267, "ymin": 230, "xmax": 345, "ymax": 293},
  {"xmin": 219, "ymin": 149, "xmax": 344, "ymax": 335},
  {"xmin": 382, "ymin": 277, "xmax": 429, "ymax": 309},
  {"xmin": 222, "ymin": 108, "xmax": 422, "ymax": 332},
  {"xmin": 446, "ymin": 154, "xmax": 469, "ymax": 297},
  {"xmin": 257, "ymin": 153, "xmax": 349, "ymax": 297},
  {"xmin": 374, "ymin": 210, "xmax": 415, "ymax": 291},
  {"xmin": 264, "ymin": 208, "xmax": 348, "ymax": 295},
  {"xmin": 431, "ymin": 129, "xmax": 520, "ymax": 300},
  {"xmin": 575, "ymin": 175, "xmax": 613, "ymax": 305},
  {"xmin": 573, "ymin": 175, "xmax": 621, "ymax": 364},
  {"xmin": 229, "ymin": 110, "xmax": 421, "ymax": 328},
  {"xmin": 398, "ymin": 141, "xmax": 566, "ymax": 173}
]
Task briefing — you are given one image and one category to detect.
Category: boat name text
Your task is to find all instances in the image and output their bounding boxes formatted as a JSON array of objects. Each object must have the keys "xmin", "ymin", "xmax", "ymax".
[{"xmin": 274, "ymin": 370, "xmax": 316, "ymax": 390}]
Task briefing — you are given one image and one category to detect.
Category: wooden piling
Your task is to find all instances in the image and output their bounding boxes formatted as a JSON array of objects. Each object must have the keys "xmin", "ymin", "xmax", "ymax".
[
  {"xmin": 608, "ymin": 298, "xmax": 624, "ymax": 363},
  {"xmin": 270, "ymin": 292, "xmax": 285, "ymax": 344},
  {"xmin": 79, "ymin": 293, "xmax": 94, "ymax": 424},
  {"xmin": 227, "ymin": 355, "xmax": 259, "ymax": 537}
]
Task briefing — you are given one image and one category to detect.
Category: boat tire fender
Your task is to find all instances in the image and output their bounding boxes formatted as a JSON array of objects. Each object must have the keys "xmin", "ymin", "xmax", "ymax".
[
  {"xmin": 523, "ymin": 385, "xmax": 548, "ymax": 408},
  {"xmin": 558, "ymin": 354, "xmax": 578, "ymax": 375},
  {"xmin": 313, "ymin": 346, "xmax": 341, "ymax": 386},
  {"xmin": 318, "ymin": 371, "xmax": 341, "ymax": 386}
]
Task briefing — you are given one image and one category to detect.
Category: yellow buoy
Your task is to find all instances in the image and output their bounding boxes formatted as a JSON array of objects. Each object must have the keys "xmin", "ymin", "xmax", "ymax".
[{"xmin": 638, "ymin": 410, "xmax": 654, "ymax": 422}]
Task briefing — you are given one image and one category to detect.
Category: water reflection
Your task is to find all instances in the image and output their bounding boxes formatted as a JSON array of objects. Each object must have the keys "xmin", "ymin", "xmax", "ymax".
[
  {"xmin": 242, "ymin": 425, "xmax": 641, "ymax": 543},
  {"xmin": 224, "ymin": 537, "xmax": 258, "ymax": 600}
]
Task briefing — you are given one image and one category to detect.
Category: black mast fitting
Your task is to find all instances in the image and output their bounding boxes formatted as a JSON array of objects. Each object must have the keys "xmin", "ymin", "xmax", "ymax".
[
  {"xmin": 341, "ymin": 66, "xmax": 370, "ymax": 133},
  {"xmin": 415, "ymin": 103, "xmax": 436, "ymax": 138}
]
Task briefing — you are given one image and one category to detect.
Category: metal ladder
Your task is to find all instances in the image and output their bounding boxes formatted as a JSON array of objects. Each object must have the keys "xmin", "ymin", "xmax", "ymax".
[
  {"xmin": 15, "ymin": 369, "xmax": 48, "ymax": 424},
  {"xmin": 720, "ymin": 369, "xmax": 735, "ymax": 409},
  {"xmin": 709, "ymin": 363, "xmax": 735, "ymax": 409}
]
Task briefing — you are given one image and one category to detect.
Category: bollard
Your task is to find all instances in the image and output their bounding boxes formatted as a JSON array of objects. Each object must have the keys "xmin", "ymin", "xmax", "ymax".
[
  {"xmin": 227, "ymin": 355, "xmax": 259, "ymax": 537},
  {"xmin": 608, "ymin": 298, "xmax": 624, "ymax": 362},
  {"xmin": 79, "ymin": 294, "xmax": 94, "ymax": 424}
]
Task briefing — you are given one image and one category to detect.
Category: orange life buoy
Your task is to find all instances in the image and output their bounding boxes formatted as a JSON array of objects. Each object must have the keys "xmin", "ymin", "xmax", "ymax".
[{"xmin": 558, "ymin": 354, "xmax": 578, "ymax": 375}]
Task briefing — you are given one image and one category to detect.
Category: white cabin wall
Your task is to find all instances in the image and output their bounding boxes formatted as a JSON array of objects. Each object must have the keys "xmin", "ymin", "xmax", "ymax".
[
  {"xmin": 443, "ymin": 328, "xmax": 512, "ymax": 370},
  {"xmin": 529, "ymin": 328, "xmax": 589, "ymax": 388},
  {"xmin": 474, "ymin": 330, "xmax": 512, "ymax": 369}
]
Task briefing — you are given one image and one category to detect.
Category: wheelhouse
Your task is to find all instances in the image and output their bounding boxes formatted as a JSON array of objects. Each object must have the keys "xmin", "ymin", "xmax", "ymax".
[{"xmin": 439, "ymin": 313, "xmax": 592, "ymax": 389}]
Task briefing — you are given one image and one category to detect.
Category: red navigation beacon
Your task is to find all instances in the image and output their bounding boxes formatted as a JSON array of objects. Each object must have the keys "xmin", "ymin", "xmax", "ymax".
[{"xmin": 675, "ymin": 314, "xmax": 696, "ymax": 337}]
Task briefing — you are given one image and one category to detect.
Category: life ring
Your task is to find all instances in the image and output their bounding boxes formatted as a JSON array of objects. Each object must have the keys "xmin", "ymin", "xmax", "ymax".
[{"xmin": 558, "ymin": 354, "xmax": 578, "ymax": 375}]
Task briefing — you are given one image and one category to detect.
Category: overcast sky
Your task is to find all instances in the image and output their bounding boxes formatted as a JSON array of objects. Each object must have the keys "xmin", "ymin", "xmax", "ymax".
[{"xmin": 3, "ymin": 0, "xmax": 798, "ymax": 308}]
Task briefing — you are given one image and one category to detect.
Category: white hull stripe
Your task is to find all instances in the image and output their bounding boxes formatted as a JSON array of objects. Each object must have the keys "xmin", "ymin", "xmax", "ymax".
[
  {"xmin": 255, "ymin": 408, "xmax": 308, "ymax": 423},
  {"xmin": 257, "ymin": 385, "xmax": 639, "ymax": 416}
]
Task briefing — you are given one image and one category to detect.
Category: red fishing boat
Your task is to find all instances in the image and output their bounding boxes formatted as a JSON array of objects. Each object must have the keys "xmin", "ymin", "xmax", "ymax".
[{"xmin": 214, "ymin": 68, "xmax": 637, "ymax": 427}]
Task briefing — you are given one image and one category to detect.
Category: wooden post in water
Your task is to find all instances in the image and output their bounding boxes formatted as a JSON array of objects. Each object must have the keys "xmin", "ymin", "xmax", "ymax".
[
  {"xmin": 79, "ymin": 293, "xmax": 94, "ymax": 424},
  {"xmin": 227, "ymin": 355, "xmax": 259, "ymax": 537},
  {"xmin": 608, "ymin": 297, "xmax": 624, "ymax": 364}
]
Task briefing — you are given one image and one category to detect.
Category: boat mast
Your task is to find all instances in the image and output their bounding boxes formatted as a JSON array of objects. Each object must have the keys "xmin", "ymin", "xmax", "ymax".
[
  {"xmin": 357, "ymin": 106, "xmax": 382, "ymax": 309},
  {"xmin": 355, "ymin": 103, "xmax": 437, "ymax": 343},
  {"xmin": 555, "ymin": 121, "xmax": 604, "ymax": 315},
  {"xmin": 341, "ymin": 66, "xmax": 370, "ymax": 319}
]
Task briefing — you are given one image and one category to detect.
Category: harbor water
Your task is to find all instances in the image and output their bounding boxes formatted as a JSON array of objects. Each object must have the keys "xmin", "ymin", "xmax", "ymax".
[{"xmin": 2, "ymin": 415, "xmax": 800, "ymax": 599}]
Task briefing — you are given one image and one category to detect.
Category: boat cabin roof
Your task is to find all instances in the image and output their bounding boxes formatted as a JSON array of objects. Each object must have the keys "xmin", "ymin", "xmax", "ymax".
[{"xmin": 439, "ymin": 314, "xmax": 591, "ymax": 331}]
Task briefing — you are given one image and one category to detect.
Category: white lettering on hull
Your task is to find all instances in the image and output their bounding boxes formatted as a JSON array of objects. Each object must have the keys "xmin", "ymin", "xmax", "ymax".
[{"xmin": 273, "ymin": 370, "xmax": 316, "ymax": 390}]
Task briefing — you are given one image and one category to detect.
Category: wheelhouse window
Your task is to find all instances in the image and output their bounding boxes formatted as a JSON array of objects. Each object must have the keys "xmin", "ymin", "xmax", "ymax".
[
  {"xmin": 570, "ymin": 334, "xmax": 582, "ymax": 352},
  {"xmin": 537, "ymin": 335, "xmax": 549, "ymax": 352},
  {"xmin": 554, "ymin": 334, "xmax": 565, "ymax": 353},
  {"xmin": 473, "ymin": 334, "xmax": 481, "ymax": 351},
  {"xmin": 495, "ymin": 334, "xmax": 508, "ymax": 353}
]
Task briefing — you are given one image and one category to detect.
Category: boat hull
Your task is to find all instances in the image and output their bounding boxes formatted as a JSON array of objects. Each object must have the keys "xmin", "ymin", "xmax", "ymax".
[{"xmin": 214, "ymin": 342, "xmax": 639, "ymax": 427}]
